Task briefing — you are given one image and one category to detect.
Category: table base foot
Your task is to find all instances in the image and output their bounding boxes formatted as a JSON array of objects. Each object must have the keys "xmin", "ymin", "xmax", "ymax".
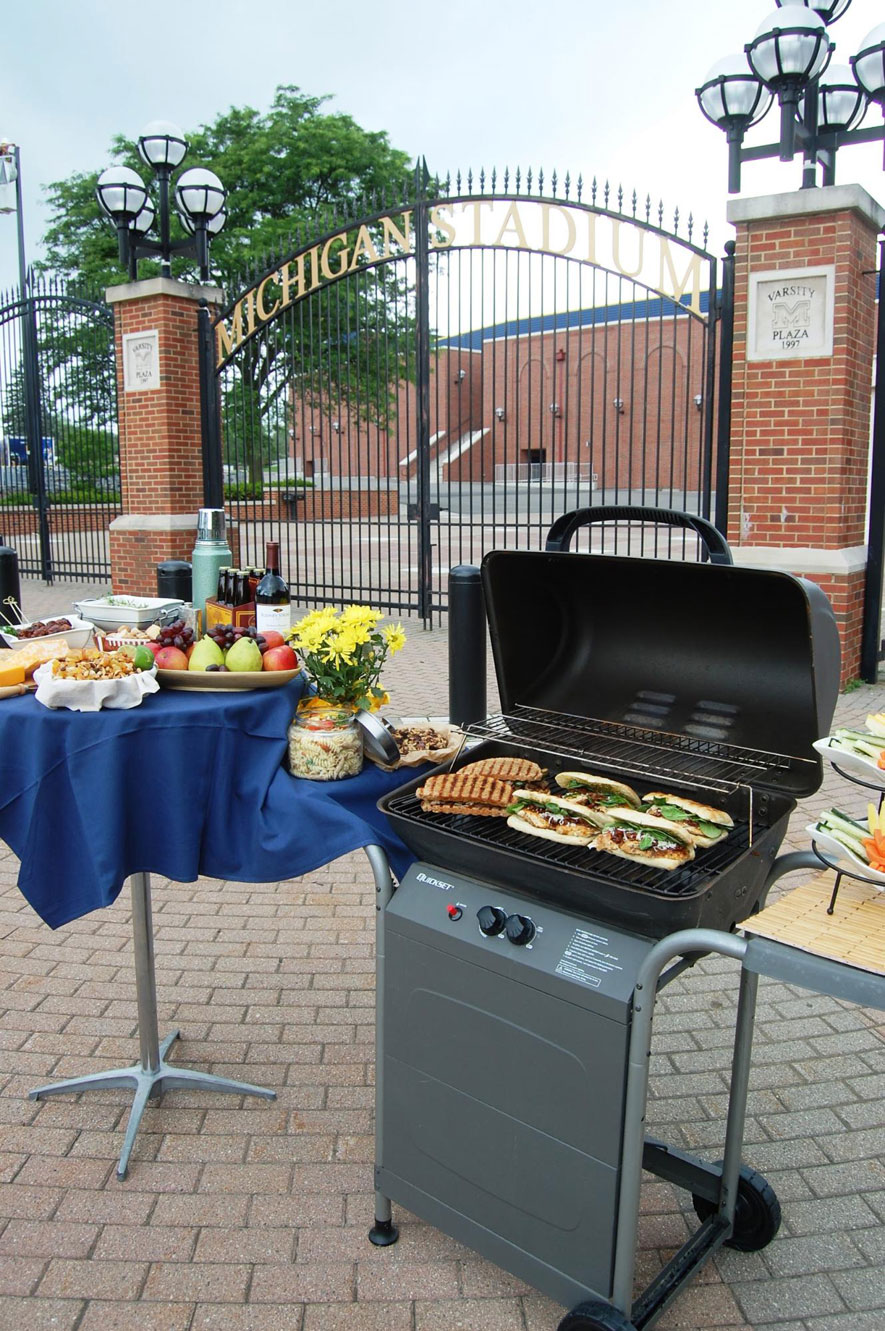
[{"xmin": 29, "ymin": 1027, "xmax": 277, "ymax": 1180}]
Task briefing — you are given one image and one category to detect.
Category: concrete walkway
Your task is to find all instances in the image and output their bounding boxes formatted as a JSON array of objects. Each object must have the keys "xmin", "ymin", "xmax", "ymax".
[{"xmin": 1, "ymin": 577, "xmax": 884, "ymax": 1331}]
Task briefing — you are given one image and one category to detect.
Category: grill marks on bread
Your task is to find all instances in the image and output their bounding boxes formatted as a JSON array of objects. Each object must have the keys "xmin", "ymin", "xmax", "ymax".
[
  {"xmin": 416, "ymin": 771, "xmax": 514, "ymax": 815},
  {"xmin": 457, "ymin": 756, "xmax": 546, "ymax": 783}
]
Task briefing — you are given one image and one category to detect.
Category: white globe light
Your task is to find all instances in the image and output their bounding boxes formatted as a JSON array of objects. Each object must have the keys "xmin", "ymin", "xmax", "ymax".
[
  {"xmin": 747, "ymin": 6, "xmax": 833, "ymax": 88},
  {"xmin": 808, "ymin": 62, "xmax": 867, "ymax": 132},
  {"xmin": 137, "ymin": 120, "xmax": 188, "ymax": 170},
  {"xmin": 697, "ymin": 54, "xmax": 774, "ymax": 126},
  {"xmin": 174, "ymin": 167, "xmax": 226, "ymax": 222},
  {"xmin": 95, "ymin": 166, "xmax": 148, "ymax": 222},
  {"xmin": 852, "ymin": 24, "xmax": 885, "ymax": 104}
]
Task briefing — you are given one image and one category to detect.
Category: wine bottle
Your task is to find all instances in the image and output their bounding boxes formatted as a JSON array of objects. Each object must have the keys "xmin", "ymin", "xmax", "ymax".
[{"xmin": 255, "ymin": 541, "xmax": 291, "ymax": 634}]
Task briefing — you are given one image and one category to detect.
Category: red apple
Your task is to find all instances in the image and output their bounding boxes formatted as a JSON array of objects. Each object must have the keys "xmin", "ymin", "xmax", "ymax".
[
  {"xmin": 186, "ymin": 642, "xmax": 197, "ymax": 659},
  {"xmin": 259, "ymin": 630, "xmax": 286, "ymax": 651},
  {"xmin": 155, "ymin": 645, "xmax": 190, "ymax": 671},
  {"xmin": 262, "ymin": 644, "xmax": 298, "ymax": 672},
  {"xmin": 142, "ymin": 641, "xmax": 164, "ymax": 658}
]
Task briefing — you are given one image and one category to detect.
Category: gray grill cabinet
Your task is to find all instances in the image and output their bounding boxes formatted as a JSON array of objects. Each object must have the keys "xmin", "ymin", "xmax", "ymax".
[{"xmin": 364, "ymin": 846, "xmax": 885, "ymax": 1331}]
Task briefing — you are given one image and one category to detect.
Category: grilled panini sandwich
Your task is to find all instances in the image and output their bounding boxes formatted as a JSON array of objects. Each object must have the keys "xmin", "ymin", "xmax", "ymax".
[
  {"xmin": 506, "ymin": 789, "xmax": 601, "ymax": 846},
  {"xmin": 458, "ymin": 755, "xmax": 547, "ymax": 784},
  {"xmin": 593, "ymin": 807, "xmax": 695, "ymax": 871},
  {"xmin": 640, "ymin": 792, "xmax": 733, "ymax": 847},
  {"xmin": 416, "ymin": 771, "xmax": 514, "ymax": 816}
]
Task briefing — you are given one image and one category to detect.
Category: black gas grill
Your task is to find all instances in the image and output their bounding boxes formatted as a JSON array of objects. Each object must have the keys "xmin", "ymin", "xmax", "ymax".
[{"xmin": 373, "ymin": 545, "xmax": 842, "ymax": 1330}]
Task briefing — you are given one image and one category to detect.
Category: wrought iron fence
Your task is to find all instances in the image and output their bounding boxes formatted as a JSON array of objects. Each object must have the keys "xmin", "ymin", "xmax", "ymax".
[
  {"xmin": 205, "ymin": 169, "xmax": 731, "ymax": 623},
  {"xmin": 0, "ymin": 275, "xmax": 119, "ymax": 582}
]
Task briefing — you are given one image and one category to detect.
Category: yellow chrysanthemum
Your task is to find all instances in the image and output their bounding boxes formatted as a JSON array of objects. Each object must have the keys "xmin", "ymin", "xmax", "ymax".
[{"xmin": 383, "ymin": 624, "xmax": 406, "ymax": 654}]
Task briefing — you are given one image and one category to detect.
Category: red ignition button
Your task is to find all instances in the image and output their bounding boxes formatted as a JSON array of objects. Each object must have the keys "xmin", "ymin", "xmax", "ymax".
[{"xmin": 447, "ymin": 904, "xmax": 463, "ymax": 921}]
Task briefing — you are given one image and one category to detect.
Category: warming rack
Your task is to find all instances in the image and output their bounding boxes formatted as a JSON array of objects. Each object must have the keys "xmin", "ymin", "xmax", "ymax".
[{"xmin": 462, "ymin": 704, "xmax": 816, "ymax": 796}]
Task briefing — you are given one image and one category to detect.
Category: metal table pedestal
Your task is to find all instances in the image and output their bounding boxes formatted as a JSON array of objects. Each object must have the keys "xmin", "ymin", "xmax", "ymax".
[{"xmin": 29, "ymin": 871, "xmax": 276, "ymax": 1179}]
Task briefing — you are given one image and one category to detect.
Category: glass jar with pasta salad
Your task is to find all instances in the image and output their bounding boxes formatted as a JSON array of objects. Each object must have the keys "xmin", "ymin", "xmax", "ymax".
[{"xmin": 287, "ymin": 699, "xmax": 364, "ymax": 781}]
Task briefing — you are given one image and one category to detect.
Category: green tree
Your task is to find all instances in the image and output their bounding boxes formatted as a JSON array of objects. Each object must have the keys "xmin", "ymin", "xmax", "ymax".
[{"xmin": 37, "ymin": 86, "xmax": 419, "ymax": 485}]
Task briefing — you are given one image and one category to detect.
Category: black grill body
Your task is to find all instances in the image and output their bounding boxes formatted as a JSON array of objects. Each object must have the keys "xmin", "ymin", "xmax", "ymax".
[{"xmin": 381, "ymin": 550, "xmax": 840, "ymax": 940}]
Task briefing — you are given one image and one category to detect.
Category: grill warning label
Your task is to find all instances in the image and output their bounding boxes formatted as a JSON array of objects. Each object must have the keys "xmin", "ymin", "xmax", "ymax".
[{"xmin": 556, "ymin": 928, "xmax": 625, "ymax": 989}]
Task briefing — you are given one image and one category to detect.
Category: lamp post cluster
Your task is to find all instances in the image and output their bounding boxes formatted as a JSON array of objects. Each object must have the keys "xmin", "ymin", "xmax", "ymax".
[
  {"xmin": 95, "ymin": 120, "xmax": 226, "ymax": 281},
  {"xmin": 696, "ymin": 1, "xmax": 885, "ymax": 193}
]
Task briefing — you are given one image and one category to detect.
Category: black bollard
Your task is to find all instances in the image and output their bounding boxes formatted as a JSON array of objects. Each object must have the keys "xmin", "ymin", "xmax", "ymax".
[
  {"xmin": 156, "ymin": 560, "xmax": 193, "ymax": 602},
  {"xmin": 448, "ymin": 564, "xmax": 487, "ymax": 727},
  {"xmin": 0, "ymin": 546, "xmax": 22, "ymax": 628}
]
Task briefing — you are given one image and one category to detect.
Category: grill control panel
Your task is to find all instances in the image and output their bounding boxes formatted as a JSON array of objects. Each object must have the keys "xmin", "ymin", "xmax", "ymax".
[{"xmin": 390, "ymin": 862, "xmax": 655, "ymax": 1017}]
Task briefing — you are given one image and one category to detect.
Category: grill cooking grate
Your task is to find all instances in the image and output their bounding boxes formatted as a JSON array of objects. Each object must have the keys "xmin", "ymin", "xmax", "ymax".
[
  {"xmin": 465, "ymin": 706, "xmax": 810, "ymax": 795},
  {"xmin": 385, "ymin": 787, "xmax": 759, "ymax": 900}
]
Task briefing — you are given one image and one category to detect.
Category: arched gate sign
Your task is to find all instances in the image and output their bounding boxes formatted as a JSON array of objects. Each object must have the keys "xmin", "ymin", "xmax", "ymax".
[{"xmin": 203, "ymin": 168, "xmax": 732, "ymax": 620}]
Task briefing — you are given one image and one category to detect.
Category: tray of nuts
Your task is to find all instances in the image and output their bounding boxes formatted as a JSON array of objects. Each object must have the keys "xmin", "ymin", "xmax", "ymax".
[
  {"xmin": 32, "ymin": 648, "xmax": 159, "ymax": 712},
  {"xmin": 365, "ymin": 719, "xmax": 467, "ymax": 769}
]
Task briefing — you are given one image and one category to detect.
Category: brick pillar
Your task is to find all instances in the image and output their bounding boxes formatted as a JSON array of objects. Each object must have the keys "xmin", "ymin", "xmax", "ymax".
[
  {"xmin": 725, "ymin": 185, "xmax": 884, "ymax": 686},
  {"xmin": 105, "ymin": 276, "xmax": 223, "ymax": 595}
]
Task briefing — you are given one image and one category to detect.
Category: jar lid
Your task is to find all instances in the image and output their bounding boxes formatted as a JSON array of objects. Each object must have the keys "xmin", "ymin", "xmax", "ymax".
[{"xmin": 355, "ymin": 711, "xmax": 400, "ymax": 765}]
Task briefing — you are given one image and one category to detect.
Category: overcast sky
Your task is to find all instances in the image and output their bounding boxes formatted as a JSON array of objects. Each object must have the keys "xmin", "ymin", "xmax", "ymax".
[{"xmin": 3, "ymin": 0, "xmax": 885, "ymax": 294}]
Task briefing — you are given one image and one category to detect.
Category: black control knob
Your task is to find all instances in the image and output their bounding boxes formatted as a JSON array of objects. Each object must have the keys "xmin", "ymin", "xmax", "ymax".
[
  {"xmin": 477, "ymin": 905, "xmax": 507, "ymax": 937},
  {"xmin": 505, "ymin": 913, "xmax": 536, "ymax": 946}
]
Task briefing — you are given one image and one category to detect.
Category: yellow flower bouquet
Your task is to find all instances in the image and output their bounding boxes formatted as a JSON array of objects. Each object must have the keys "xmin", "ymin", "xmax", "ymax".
[{"xmin": 286, "ymin": 606, "xmax": 406, "ymax": 711}]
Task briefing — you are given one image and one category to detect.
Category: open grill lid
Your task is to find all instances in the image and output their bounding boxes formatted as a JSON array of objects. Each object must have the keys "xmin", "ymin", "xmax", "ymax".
[{"xmin": 481, "ymin": 550, "xmax": 840, "ymax": 799}]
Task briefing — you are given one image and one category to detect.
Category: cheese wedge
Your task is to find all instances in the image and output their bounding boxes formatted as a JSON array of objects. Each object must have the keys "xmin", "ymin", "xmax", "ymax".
[{"xmin": 0, "ymin": 659, "xmax": 26, "ymax": 688}]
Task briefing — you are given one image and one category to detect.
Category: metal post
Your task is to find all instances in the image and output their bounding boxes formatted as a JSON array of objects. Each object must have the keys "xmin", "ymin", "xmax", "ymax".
[
  {"xmin": 199, "ymin": 303, "xmax": 224, "ymax": 509},
  {"xmin": 861, "ymin": 239, "xmax": 885, "ymax": 683},
  {"xmin": 448, "ymin": 564, "xmax": 487, "ymax": 726},
  {"xmin": 13, "ymin": 148, "xmax": 51, "ymax": 584},
  {"xmin": 714, "ymin": 240, "xmax": 735, "ymax": 540},
  {"xmin": 367, "ymin": 843, "xmax": 399, "ymax": 1246},
  {"xmin": 413, "ymin": 160, "xmax": 433, "ymax": 624}
]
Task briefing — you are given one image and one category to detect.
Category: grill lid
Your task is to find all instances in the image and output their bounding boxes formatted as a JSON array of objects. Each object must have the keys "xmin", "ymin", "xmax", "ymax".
[{"xmin": 481, "ymin": 550, "xmax": 840, "ymax": 798}]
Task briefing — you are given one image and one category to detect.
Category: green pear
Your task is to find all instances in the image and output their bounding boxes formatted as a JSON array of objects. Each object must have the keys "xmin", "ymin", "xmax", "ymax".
[
  {"xmin": 225, "ymin": 635, "xmax": 264, "ymax": 672},
  {"xmin": 188, "ymin": 636, "xmax": 225, "ymax": 671}
]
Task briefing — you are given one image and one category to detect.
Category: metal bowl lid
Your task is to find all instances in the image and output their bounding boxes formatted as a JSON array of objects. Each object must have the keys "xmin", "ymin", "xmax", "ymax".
[{"xmin": 355, "ymin": 711, "xmax": 400, "ymax": 765}]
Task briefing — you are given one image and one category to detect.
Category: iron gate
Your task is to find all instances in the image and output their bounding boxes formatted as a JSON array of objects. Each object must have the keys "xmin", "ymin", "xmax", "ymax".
[
  {"xmin": 205, "ymin": 167, "xmax": 731, "ymax": 621},
  {"xmin": 0, "ymin": 275, "xmax": 119, "ymax": 583}
]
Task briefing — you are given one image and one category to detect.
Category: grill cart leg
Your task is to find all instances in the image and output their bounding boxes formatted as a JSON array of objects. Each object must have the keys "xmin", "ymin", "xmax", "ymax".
[
  {"xmin": 365, "ymin": 844, "xmax": 400, "ymax": 1247},
  {"xmin": 612, "ymin": 929, "xmax": 760, "ymax": 1328}
]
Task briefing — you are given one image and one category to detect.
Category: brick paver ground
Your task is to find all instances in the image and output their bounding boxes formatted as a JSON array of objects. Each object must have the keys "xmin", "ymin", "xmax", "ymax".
[{"xmin": 1, "ymin": 577, "xmax": 884, "ymax": 1331}]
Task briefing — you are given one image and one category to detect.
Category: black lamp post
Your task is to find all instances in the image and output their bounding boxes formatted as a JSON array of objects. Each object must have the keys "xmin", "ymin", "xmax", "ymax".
[
  {"xmin": 697, "ymin": 3, "xmax": 885, "ymax": 193},
  {"xmin": 95, "ymin": 119, "xmax": 226, "ymax": 281}
]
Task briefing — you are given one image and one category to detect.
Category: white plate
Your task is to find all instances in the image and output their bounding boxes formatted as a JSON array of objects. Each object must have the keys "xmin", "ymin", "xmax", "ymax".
[
  {"xmin": 1, "ymin": 616, "xmax": 94, "ymax": 651},
  {"xmin": 813, "ymin": 737, "xmax": 885, "ymax": 788},
  {"xmin": 805, "ymin": 822, "xmax": 885, "ymax": 889},
  {"xmin": 73, "ymin": 597, "xmax": 185, "ymax": 630}
]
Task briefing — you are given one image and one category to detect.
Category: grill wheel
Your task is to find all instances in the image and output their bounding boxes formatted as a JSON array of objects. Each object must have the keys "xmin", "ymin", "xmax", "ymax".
[
  {"xmin": 691, "ymin": 1162, "xmax": 782, "ymax": 1251},
  {"xmin": 558, "ymin": 1300, "xmax": 636, "ymax": 1331}
]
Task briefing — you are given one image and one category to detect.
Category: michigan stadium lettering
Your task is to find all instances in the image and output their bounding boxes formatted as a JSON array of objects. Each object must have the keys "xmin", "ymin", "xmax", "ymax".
[{"xmin": 216, "ymin": 200, "xmax": 706, "ymax": 367}]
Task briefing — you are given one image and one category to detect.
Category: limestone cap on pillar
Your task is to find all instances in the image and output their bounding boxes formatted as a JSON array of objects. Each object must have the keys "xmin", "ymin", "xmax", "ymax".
[
  {"xmin": 726, "ymin": 183, "xmax": 885, "ymax": 231},
  {"xmin": 105, "ymin": 275, "xmax": 225, "ymax": 306}
]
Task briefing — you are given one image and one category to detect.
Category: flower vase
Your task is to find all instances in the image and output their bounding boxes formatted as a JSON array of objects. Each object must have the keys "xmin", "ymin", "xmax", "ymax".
[{"xmin": 288, "ymin": 699, "xmax": 364, "ymax": 781}]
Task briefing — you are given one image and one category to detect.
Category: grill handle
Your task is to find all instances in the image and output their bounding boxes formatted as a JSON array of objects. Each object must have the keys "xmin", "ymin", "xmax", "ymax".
[{"xmin": 544, "ymin": 505, "xmax": 733, "ymax": 565}]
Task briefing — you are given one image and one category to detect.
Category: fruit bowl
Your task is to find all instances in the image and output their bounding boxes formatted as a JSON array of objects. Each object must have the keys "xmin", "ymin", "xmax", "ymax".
[{"xmin": 156, "ymin": 667, "xmax": 301, "ymax": 691}]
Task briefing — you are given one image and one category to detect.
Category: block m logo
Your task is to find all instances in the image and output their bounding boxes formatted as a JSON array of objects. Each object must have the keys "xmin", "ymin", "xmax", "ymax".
[{"xmin": 772, "ymin": 299, "xmax": 811, "ymax": 330}]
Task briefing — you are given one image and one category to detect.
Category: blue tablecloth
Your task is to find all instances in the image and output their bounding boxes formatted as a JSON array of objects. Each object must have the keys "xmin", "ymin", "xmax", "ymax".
[{"xmin": 0, "ymin": 678, "xmax": 425, "ymax": 928}]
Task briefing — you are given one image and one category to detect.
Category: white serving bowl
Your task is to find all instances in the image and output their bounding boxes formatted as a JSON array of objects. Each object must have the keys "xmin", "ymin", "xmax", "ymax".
[
  {"xmin": 0, "ymin": 616, "xmax": 95, "ymax": 651},
  {"xmin": 73, "ymin": 596, "xmax": 185, "ymax": 631}
]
